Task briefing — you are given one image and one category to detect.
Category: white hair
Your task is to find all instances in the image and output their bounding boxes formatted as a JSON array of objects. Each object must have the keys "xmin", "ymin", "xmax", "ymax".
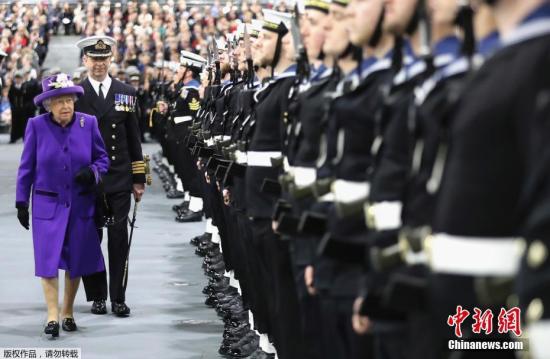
[{"xmin": 42, "ymin": 95, "xmax": 78, "ymax": 112}]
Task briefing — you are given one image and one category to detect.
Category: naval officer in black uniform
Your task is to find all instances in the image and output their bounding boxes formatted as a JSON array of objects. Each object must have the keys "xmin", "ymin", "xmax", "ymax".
[{"xmin": 75, "ymin": 35, "xmax": 146, "ymax": 317}]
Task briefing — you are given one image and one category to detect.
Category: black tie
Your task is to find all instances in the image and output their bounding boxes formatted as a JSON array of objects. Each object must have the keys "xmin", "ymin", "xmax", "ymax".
[{"xmin": 98, "ymin": 83, "xmax": 105, "ymax": 101}]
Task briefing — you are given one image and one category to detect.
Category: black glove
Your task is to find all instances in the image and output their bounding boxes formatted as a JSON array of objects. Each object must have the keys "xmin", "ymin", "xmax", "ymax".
[
  {"xmin": 17, "ymin": 206, "xmax": 29, "ymax": 230},
  {"xmin": 74, "ymin": 167, "xmax": 95, "ymax": 186}
]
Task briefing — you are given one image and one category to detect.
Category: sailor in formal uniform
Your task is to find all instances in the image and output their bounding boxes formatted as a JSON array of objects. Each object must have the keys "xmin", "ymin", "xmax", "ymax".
[
  {"xmin": 126, "ymin": 66, "xmax": 150, "ymax": 143},
  {"xmin": 171, "ymin": 50, "xmax": 206, "ymax": 223},
  {"xmin": 244, "ymin": 9, "xmax": 304, "ymax": 359},
  {"xmin": 74, "ymin": 35, "xmax": 146, "ymax": 317}
]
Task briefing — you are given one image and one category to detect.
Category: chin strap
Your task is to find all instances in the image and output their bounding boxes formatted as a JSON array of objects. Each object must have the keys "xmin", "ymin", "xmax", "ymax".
[
  {"xmin": 369, "ymin": 7, "xmax": 386, "ymax": 48},
  {"xmin": 271, "ymin": 24, "xmax": 289, "ymax": 78}
]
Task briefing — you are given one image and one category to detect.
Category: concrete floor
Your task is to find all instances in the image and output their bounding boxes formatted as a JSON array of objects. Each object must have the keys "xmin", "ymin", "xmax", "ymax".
[{"xmin": 0, "ymin": 35, "xmax": 223, "ymax": 358}]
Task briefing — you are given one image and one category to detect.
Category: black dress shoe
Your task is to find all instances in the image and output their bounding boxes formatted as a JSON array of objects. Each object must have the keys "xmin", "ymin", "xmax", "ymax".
[
  {"xmin": 227, "ymin": 335, "xmax": 260, "ymax": 358},
  {"xmin": 191, "ymin": 232, "xmax": 212, "ymax": 246},
  {"xmin": 91, "ymin": 300, "xmax": 107, "ymax": 315},
  {"xmin": 44, "ymin": 321, "xmax": 59, "ymax": 337},
  {"xmin": 172, "ymin": 200, "xmax": 189, "ymax": 212},
  {"xmin": 111, "ymin": 302, "xmax": 131, "ymax": 317},
  {"xmin": 62, "ymin": 318, "xmax": 77, "ymax": 332},
  {"xmin": 175, "ymin": 210, "xmax": 203, "ymax": 223},
  {"xmin": 167, "ymin": 189, "xmax": 185, "ymax": 199},
  {"xmin": 205, "ymin": 295, "xmax": 219, "ymax": 307},
  {"xmin": 249, "ymin": 349, "xmax": 276, "ymax": 359}
]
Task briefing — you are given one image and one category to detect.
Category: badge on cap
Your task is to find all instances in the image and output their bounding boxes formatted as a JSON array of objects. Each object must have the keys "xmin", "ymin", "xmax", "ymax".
[{"xmin": 95, "ymin": 40, "xmax": 107, "ymax": 50}]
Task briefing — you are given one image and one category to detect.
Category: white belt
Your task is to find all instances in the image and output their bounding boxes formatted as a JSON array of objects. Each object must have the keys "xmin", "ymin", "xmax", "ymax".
[
  {"xmin": 427, "ymin": 233, "xmax": 524, "ymax": 276},
  {"xmin": 235, "ymin": 150, "xmax": 248, "ymax": 164},
  {"xmin": 246, "ymin": 151, "xmax": 282, "ymax": 167},
  {"xmin": 214, "ymin": 135, "xmax": 231, "ymax": 142},
  {"xmin": 331, "ymin": 180, "xmax": 370, "ymax": 203},
  {"xmin": 288, "ymin": 166, "xmax": 317, "ymax": 188},
  {"xmin": 283, "ymin": 157, "xmax": 291, "ymax": 172},
  {"xmin": 174, "ymin": 116, "xmax": 192, "ymax": 124},
  {"xmin": 528, "ymin": 320, "xmax": 550, "ymax": 359},
  {"xmin": 205, "ymin": 138, "xmax": 215, "ymax": 146},
  {"xmin": 318, "ymin": 192, "xmax": 335, "ymax": 202},
  {"xmin": 366, "ymin": 201, "xmax": 402, "ymax": 230}
]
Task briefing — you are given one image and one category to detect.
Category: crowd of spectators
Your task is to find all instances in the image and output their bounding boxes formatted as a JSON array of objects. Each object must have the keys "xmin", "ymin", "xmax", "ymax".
[
  {"xmin": 0, "ymin": 0, "xmax": 285, "ymax": 139},
  {"xmin": 0, "ymin": 1, "xmax": 51, "ymax": 137}
]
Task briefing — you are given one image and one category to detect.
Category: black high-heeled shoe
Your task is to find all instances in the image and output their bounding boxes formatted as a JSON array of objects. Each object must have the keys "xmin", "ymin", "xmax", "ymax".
[
  {"xmin": 62, "ymin": 318, "xmax": 77, "ymax": 332},
  {"xmin": 44, "ymin": 321, "xmax": 59, "ymax": 337}
]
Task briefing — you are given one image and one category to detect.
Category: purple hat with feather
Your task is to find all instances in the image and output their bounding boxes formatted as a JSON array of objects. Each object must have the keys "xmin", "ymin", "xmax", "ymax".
[{"xmin": 33, "ymin": 73, "xmax": 84, "ymax": 106}]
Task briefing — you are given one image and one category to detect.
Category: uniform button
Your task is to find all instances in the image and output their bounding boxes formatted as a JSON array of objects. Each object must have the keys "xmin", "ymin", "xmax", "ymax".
[
  {"xmin": 63, "ymin": 165, "xmax": 68, "ymax": 171},
  {"xmin": 112, "ymin": 134, "xmax": 116, "ymax": 139},
  {"xmin": 111, "ymin": 146, "xmax": 116, "ymax": 150},
  {"xmin": 527, "ymin": 240, "xmax": 547, "ymax": 269},
  {"xmin": 526, "ymin": 298, "xmax": 544, "ymax": 324},
  {"xmin": 112, "ymin": 123, "xmax": 116, "ymax": 129},
  {"xmin": 111, "ymin": 156, "xmax": 116, "ymax": 161}
]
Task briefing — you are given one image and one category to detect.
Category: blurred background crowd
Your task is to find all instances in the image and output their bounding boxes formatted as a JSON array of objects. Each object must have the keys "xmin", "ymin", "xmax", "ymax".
[{"xmin": 0, "ymin": 0, "xmax": 280, "ymax": 141}]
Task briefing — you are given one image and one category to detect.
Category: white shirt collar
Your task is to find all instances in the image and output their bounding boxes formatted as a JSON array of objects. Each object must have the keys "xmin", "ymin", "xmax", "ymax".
[{"xmin": 88, "ymin": 75, "xmax": 112, "ymax": 98}]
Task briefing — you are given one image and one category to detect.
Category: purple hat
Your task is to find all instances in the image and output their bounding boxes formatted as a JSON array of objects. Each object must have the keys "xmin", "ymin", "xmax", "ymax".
[{"xmin": 33, "ymin": 73, "xmax": 84, "ymax": 106}]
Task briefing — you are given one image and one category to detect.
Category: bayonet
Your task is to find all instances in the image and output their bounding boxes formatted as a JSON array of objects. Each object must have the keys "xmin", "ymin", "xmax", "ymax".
[{"xmin": 212, "ymin": 37, "xmax": 221, "ymax": 85}]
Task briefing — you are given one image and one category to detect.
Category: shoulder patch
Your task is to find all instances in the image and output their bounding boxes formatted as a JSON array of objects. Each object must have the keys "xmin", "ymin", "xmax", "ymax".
[{"xmin": 188, "ymin": 98, "xmax": 200, "ymax": 111}]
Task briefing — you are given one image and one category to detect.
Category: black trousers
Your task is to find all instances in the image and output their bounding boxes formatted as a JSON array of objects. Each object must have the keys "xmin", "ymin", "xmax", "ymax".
[
  {"xmin": 250, "ymin": 219, "xmax": 303, "ymax": 359},
  {"xmin": 319, "ymin": 294, "xmax": 374, "ymax": 359},
  {"xmin": 10, "ymin": 111, "xmax": 29, "ymax": 143},
  {"xmin": 83, "ymin": 191, "xmax": 131, "ymax": 303},
  {"xmin": 177, "ymin": 139, "xmax": 203, "ymax": 197}
]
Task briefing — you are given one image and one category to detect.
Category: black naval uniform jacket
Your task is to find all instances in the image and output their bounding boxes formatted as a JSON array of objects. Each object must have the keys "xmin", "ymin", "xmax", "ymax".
[
  {"xmin": 327, "ymin": 60, "xmax": 393, "ymax": 244},
  {"xmin": 171, "ymin": 80, "xmax": 202, "ymax": 197},
  {"xmin": 170, "ymin": 80, "xmax": 201, "ymax": 141},
  {"xmin": 245, "ymin": 67, "xmax": 296, "ymax": 219},
  {"xmin": 75, "ymin": 77, "xmax": 146, "ymax": 193},
  {"xmin": 431, "ymin": 7, "xmax": 550, "ymax": 340}
]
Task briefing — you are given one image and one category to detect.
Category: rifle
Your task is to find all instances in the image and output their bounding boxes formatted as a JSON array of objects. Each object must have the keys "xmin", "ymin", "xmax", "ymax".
[
  {"xmin": 228, "ymin": 35, "xmax": 236, "ymax": 83},
  {"xmin": 207, "ymin": 39, "xmax": 213, "ymax": 86},
  {"xmin": 231, "ymin": 36, "xmax": 239, "ymax": 83},
  {"xmin": 291, "ymin": 3, "xmax": 310, "ymax": 84},
  {"xmin": 417, "ymin": 0, "xmax": 433, "ymax": 73},
  {"xmin": 244, "ymin": 24, "xmax": 254, "ymax": 88}
]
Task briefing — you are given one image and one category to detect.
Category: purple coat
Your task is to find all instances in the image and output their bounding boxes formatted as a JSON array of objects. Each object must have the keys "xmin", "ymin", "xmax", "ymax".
[{"xmin": 16, "ymin": 112, "xmax": 110, "ymax": 278}]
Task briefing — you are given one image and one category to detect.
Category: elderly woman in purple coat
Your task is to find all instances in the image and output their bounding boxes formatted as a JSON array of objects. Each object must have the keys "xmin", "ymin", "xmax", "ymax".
[{"xmin": 15, "ymin": 73, "xmax": 109, "ymax": 338}]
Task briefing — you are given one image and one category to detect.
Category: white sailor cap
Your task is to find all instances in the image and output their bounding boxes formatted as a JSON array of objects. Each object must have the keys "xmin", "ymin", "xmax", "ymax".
[
  {"xmin": 153, "ymin": 60, "xmax": 175, "ymax": 70},
  {"xmin": 180, "ymin": 50, "xmax": 207, "ymax": 70},
  {"xmin": 125, "ymin": 65, "xmax": 140, "ymax": 76},
  {"xmin": 236, "ymin": 22, "xmax": 261, "ymax": 40},
  {"xmin": 251, "ymin": 20, "xmax": 263, "ymax": 37},
  {"xmin": 76, "ymin": 35, "xmax": 117, "ymax": 58},
  {"xmin": 262, "ymin": 9, "xmax": 293, "ymax": 34}
]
